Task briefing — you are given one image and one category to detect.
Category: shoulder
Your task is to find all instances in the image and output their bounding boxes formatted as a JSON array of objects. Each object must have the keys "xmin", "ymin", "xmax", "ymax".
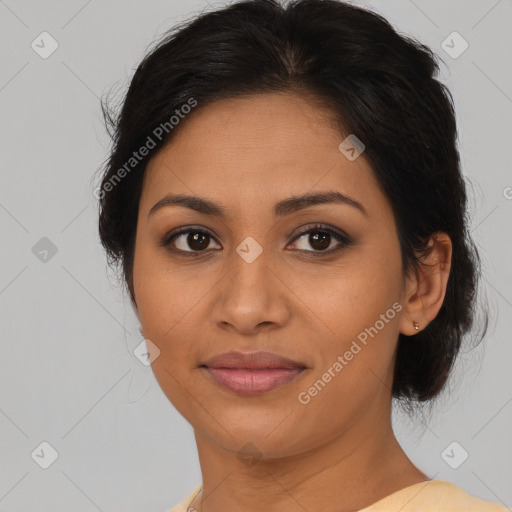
[
  {"xmin": 361, "ymin": 480, "xmax": 509, "ymax": 512},
  {"xmin": 164, "ymin": 484, "xmax": 202, "ymax": 512}
]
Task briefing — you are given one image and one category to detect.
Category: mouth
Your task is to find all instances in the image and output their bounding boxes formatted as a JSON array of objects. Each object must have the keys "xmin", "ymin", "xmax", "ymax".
[
  {"xmin": 201, "ymin": 367, "xmax": 307, "ymax": 394},
  {"xmin": 199, "ymin": 351, "xmax": 308, "ymax": 395}
]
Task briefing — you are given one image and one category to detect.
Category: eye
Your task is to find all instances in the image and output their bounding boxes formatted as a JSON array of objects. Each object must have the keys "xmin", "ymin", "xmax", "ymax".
[
  {"xmin": 161, "ymin": 227, "xmax": 221, "ymax": 254},
  {"xmin": 161, "ymin": 223, "xmax": 353, "ymax": 257},
  {"xmin": 288, "ymin": 224, "xmax": 352, "ymax": 255}
]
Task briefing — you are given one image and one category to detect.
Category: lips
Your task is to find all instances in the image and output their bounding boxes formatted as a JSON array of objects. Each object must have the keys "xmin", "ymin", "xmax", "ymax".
[
  {"xmin": 202, "ymin": 350, "xmax": 306, "ymax": 370},
  {"xmin": 200, "ymin": 351, "xmax": 307, "ymax": 395}
]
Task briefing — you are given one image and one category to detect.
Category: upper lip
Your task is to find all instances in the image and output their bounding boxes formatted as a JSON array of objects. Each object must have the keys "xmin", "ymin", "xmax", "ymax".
[{"xmin": 201, "ymin": 351, "xmax": 307, "ymax": 370}]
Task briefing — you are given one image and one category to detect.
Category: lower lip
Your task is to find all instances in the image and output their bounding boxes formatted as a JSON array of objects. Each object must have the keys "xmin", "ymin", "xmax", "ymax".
[{"xmin": 203, "ymin": 367, "xmax": 306, "ymax": 395}]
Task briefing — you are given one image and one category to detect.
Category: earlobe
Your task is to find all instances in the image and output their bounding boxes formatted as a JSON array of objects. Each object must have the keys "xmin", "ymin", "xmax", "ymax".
[{"xmin": 399, "ymin": 232, "xmax": 452, "ymax": 336}]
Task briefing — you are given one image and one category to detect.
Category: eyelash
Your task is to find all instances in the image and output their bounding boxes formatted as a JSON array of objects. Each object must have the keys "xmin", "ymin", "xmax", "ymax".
[{"xmin": 160, "ymin": 223, "xmax": 353, "ymax": 258}]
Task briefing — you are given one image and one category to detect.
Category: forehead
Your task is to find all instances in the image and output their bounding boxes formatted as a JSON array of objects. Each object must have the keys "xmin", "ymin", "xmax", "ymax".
[
  {"xmin": 140, "ymin": 91, "xmax": 387, "ymax": 220},
  {"xmin": 152, "ymin": 92, "xmax": 341, "ymax": 167}
]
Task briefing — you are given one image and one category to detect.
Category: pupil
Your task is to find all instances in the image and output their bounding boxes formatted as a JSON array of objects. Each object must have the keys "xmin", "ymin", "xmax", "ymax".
[
  {"xmin": 188, "ymin": 232, "xmax": 209, "ymax": 250},
  {"xmin": 310, "ymin": 232, "xmax": 330, "ymax": 250}
]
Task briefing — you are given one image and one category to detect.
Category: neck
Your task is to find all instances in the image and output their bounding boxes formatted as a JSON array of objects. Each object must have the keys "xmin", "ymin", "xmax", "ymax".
[{"xmin": 189, "ymin": 398, "xmax": 428, "ymax": 512}]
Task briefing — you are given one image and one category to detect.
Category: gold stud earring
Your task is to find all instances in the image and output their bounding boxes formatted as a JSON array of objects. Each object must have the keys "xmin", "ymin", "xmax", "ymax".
[{"xmin": 413, "ymin": 321, "xmax": 420, "ymax": 331}]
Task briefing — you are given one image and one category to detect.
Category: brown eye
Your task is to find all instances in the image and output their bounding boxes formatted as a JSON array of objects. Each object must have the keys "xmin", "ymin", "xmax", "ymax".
[
  {"xmin": 163, "ymin": 228, "xmax": 221, "ymax": 253},
  {"xmin": 161, "ymin": 224, "xmax": 352, "ymax": 257},
  {"xmin": 308, "ymin": 231, "xmax": 331, "ymax": 251},
  {"xmin": 289, "ymin": 224, "xmax": 352, "ymax": 255}
]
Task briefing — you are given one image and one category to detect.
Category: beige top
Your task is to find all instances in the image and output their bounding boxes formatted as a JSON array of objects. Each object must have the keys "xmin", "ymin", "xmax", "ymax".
[{"xmin": 165, "ymin": 480, "xmax": 509, "ymax": 512}]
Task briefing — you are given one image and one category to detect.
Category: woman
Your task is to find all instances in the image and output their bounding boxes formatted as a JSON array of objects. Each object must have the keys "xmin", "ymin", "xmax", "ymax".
[{"xmin": 96, "ymin": 0, "xmax": 507, "ymax": 510}]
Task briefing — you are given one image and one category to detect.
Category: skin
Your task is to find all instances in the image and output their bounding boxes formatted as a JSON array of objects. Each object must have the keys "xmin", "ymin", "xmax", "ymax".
[{"xmin": 131, "ymin": 91, "xmax": 452, "ymax": 512}]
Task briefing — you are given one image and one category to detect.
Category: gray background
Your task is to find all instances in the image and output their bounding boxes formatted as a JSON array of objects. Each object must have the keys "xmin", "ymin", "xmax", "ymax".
[{"xmin": 1, "ymin": 0, "xmax": 511, "ymax": 511}]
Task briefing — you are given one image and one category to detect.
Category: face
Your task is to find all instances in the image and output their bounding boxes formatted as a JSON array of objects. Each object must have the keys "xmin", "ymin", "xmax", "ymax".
[{"xmin": 132, "ymin": 91, "xmax": 409, "ymax": 459}]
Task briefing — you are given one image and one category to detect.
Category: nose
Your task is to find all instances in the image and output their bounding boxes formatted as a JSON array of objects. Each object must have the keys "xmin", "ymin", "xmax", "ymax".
[{"xmin": 211, "ymin": 246, "xmax": 292, "ymax": 335}]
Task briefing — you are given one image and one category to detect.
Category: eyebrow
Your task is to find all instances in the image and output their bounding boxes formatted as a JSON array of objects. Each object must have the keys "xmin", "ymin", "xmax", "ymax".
[{"xmin": 148, "ymin": 190, "xmax": 369, "ymax": 220}]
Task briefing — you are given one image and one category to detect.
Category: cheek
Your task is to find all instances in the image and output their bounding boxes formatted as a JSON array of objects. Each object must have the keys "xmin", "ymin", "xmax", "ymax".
[
  {"xmin": 299, "ymin": 239, "xmax": 403, "ymax": 393},
  {"xmin": 299, "ymin": 247, "xmax": 402, "ymax": 340},
  {"xmin": 132, "ymin": 237, "xmax": 218, "ymax": 383},
  {"xmin": 133, "ymin": 231, "xmax": 197, "ymax": 334},
  {"xmin": 295, "ymin": 289, "xmax": 402, "ymax": 438},
  {"xmin": 133, "ymin": 252, "xmax": 202, "ymax": 415}
]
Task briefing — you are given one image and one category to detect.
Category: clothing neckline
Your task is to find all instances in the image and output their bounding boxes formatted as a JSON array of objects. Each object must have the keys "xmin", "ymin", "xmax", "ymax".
[
  {"xmin": 185, "ymin": 479, "xmax": 458, "ymax": 511},
  {"xmin": 357, "ymin": 479, "xmax": 455, "ymax": 510}
]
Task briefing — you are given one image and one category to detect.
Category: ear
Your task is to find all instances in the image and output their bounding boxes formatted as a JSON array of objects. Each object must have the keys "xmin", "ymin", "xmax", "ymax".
[{"xmin": 398, "ymin": 232, "xmax": 452, "ymax": 336}]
